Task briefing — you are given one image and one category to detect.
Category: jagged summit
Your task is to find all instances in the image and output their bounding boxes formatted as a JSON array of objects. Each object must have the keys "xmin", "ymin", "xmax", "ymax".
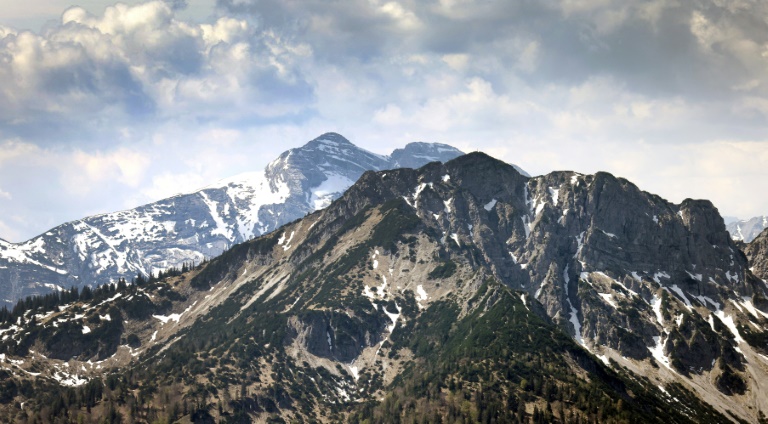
[
  {"xmin": 267, "ymin": 132, "xmax": 390, "ymax": 182},
  {"xmin": 0, "ymin": 133, "xmax": 465, "ymax": 306},
  {"xmin": 445, "ymin": 148, "xmax": 531, "ymax": 177},
  {"xmin": 300, "ymin": 133, "xmax": 380, "ymax": 164},
  {"xmin": 301, "ymin": 132, "xmax": 364, "ymax": 153},
  {"xmin": 445, "ymin": 150, "xmax": 518, "ymax": 173}
]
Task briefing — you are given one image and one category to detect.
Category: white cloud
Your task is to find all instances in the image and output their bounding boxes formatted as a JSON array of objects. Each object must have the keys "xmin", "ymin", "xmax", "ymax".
[
  {"xmin": 441, "ymin": 53, "xmax": 469, "ymax": 71},
  {"xmin": 138, "ymin": 171, "xmax": 208, "ymax": 201},
  {"xmin": 378, "ymin": 1, "xmax": 421, "ymax": 30},
  {"xmin": 0, "ymin": 219, "xmax": 22, "ymax": 242},
  {"xmin": 0, "ymin": 1, "xmax": 315, "ymax": 145},
  {"xmin": 68, "ymin": 148, "xmax": 151, "ymax": 191},
  {"xmin": 599, "ymin": 140, "xmax": 768, "ymax": 219},
  {"xmin": 200, "ymin": 16, "xmax": 248, "ymax": 45}
]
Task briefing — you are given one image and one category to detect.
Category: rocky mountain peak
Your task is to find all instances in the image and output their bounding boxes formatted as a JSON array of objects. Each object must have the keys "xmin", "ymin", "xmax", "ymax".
[
  {"xmin": 296, "ymin": 132, "xmax": 378, "ymax": 163},
  {"xmin": 331, "ymin": 155, "xmax": 767, "ymax": 414},
  {"xmin": 308, "ymin": 131, "xmax": 354, "ymax": 146},
  {"xmin": 266, "ymin": 132, "xmax": 389, "ymax": 185}
]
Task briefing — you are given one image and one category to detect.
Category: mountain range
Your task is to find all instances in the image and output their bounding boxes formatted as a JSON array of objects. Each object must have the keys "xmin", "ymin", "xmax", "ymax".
[
  {"xmin": 0, "ymin": 133, "xmax": 466, "ymax": 308},
  {"xmin": 0, "ymin": 151, "xmax": 766, "ymax": 422}
]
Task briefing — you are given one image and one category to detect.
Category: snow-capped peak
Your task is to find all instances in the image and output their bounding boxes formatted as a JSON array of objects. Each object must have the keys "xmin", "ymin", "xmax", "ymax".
[{"xmin": 0, "ymin": 133, "xmax": 466, "ymax": 306}]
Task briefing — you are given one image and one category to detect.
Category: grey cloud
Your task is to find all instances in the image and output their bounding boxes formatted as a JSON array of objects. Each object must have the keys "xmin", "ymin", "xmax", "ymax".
[
  {"xmin": 218, "ymin": 0, "xmax": 768, "ymax": 148},
  {"xmin": 420, "ymin": 0, "xmax": 767, "ymax": 101},
  {"xmin": 0, "ymin": 1, "xmax": 315, "ymax": 146},
  {"xmin": 164, "ymin": 0, "xmax": 189, "ymax": 11},
  {"xmin": 217, "ymin": 0, "xmax": 768, "ymax": 101},
  {"xmin": 0, "ymin": 32, "xmax": 155, "ymax": 142},
  {"xmin": 217, "ymin": 0, "xmax": 421, "ymax": 61}
]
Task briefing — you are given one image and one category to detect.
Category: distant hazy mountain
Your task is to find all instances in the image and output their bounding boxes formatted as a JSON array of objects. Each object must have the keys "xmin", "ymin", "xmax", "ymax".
[
  {"xmin": 727, "ymin": 216, "xmax": 768, "ymax": 243},
  {"xmin": 0, "ymin": 133, "xmax": 466, "ymax": 306}
]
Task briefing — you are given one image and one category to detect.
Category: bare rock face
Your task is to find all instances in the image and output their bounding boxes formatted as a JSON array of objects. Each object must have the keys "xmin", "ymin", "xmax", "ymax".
[
  {"xmin": 327, "ymin": 153, "xmax": 765, "ymax": 383},
  {"xmin": 289, "ymin": 307, "xmax": 389, "ymax": 363},
  {"xmin": 746, "ymin": 228, "xmax": 768, "ymax": 281}
]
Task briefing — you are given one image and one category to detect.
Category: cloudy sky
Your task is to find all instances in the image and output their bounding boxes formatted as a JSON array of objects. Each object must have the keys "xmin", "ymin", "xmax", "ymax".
[{"xmin": 1, "ymin": 0, "xmax": 767, "ymax": 242}]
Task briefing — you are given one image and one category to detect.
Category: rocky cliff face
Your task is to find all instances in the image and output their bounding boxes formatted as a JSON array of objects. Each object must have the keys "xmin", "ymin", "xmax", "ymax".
[
  {"xmin": 746, "ymin": 228, "xmax": 768, "ymax": 281},
  {"xmin": 0, "ymin": 133, "xmax": 465, "ymax": 307},
  {"xmin": 0, "ymin": 152, "xmax": 763, "ymax": 422}
]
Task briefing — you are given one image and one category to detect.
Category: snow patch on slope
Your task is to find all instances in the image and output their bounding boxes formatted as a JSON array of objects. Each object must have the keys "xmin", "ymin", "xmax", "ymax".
[
  {"xmin": 310, "ymin": 173, "xmax": 355, "ymax": 210},
  {"xmin": 198, "ymin": 191, "xmax": 233, "ymax": 241}
]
